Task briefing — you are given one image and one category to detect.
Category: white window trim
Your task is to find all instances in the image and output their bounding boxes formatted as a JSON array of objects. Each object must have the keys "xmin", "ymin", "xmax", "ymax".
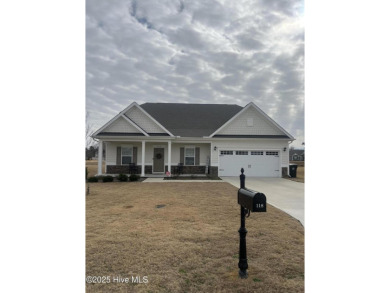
[
  {"xmin": 121, "ymin": 145, "xmax": 133, "ymax": 165},
  {"xmin": 184, "ymin": 146, "xmax": 196, "ymax": 166}
]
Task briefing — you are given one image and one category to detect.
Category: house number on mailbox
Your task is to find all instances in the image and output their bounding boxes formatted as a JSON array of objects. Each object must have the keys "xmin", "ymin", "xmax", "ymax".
[{"xmin": 256, "ymin": 203, "xmax": 264, "ymax": 209}]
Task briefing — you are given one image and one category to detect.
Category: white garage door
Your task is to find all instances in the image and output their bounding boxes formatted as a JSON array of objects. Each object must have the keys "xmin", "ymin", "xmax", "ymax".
[{"xmin": 219, "ymin": 150, "xmax": 281, "ymax": 177}]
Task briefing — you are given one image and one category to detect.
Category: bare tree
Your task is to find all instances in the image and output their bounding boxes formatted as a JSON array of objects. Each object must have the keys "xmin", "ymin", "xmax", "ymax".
[{"xmin": 85, "ymin": 112, "xmax": 97, "ymax": 148}]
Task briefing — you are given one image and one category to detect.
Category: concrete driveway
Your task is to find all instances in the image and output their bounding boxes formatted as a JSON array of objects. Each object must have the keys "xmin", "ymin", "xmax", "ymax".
[{"xmin": 221, "ymin": 177, "xmax": 305, "ymax": 227}]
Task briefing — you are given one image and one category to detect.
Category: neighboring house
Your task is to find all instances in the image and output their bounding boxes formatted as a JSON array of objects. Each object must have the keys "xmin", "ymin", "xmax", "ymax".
[
  {"xmin": 92, "ymin": 102, "xmax": 295, "ymax": 177},
  {"xmin": 290, "ymin": 149, "xmax": 305, "ymax": 161}
]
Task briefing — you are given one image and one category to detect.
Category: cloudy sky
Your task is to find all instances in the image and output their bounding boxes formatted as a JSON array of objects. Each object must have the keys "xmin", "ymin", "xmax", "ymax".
[{"xmin": 86, "ymin": 0, "xmax": 304, "ymax": 147}]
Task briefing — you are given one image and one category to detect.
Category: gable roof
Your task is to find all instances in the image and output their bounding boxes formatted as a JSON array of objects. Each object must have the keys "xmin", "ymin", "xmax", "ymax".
[
  {"xmin": 140, "ymin": 103, "xmax": 242, "ymax": 137},
  {"xmin": 93, "ymin": 102, "xmax": 294, "ymax": 140},
  {"xmin": 208, "ymin": 102, "xmax": 294, "ymax": 139},
  {"xmin": 92, "ymin": 111, "xmax": 149, "ymax": 137},
  {"xmin": 92, "ymin": 102, "xmax": 174, "ymax": 138},
  {"xmin": 290, "ymin": 149, "xmax": 305, "ymax": 155}
]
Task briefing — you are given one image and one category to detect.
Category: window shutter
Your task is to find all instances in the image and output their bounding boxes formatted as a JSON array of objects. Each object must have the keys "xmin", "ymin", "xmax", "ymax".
[
  {"xmin": 195, "ymin": 147, "xmax": 200, "ymax": 165},
  {"xmin": 116, "ymin": 146, "xmax": 121, "ymax": 165},
  {"xmin": 180, "ymin": 147, "xmax": 184, "ymax": 164},
  {"xmin": 133, "ymin": 147, "xmax": 137, "ymax": 164}
]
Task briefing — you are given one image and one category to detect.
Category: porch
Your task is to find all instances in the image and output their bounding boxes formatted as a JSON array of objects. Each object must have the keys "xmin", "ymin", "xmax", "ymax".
[{"xmin": 97, "ymin": 140, "xmax": 216, "ymax": 176}]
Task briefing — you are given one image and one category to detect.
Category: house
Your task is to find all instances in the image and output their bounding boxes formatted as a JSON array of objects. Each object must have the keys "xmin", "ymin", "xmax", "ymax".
[
  {"xmin": 91, "ymin": 102, "xmax": 295, "ymax": 177},
  {"xmin": 290, "ymin": 149, "xmax": 305, "ymax": 161}
]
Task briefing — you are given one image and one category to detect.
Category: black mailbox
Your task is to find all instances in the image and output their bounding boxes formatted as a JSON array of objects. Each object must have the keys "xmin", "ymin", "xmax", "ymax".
[{"xmin": 238, "ymin": 188, "xmax": 266, "ymax": 212}]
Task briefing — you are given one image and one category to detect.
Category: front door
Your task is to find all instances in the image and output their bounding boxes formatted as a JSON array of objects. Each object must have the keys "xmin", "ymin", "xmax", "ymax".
[{"xmin": 153, "ymin": 148, "xmax": 165, "ymax": 172}]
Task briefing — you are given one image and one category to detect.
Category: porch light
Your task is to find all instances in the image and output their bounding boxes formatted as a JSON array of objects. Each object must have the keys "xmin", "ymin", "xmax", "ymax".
[{"xmin": 214, "ymin": 146, "xmax": 217, "ymax": 151}]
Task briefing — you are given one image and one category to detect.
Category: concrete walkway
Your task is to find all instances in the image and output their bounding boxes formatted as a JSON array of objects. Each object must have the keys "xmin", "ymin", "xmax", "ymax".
[
  {"xmin": 142, "ymin": 178, "xmax": 225, "ymax": 183},
  {"xmin": 221, "ymin": 177, "xmax": 305, "ymax": 227}
]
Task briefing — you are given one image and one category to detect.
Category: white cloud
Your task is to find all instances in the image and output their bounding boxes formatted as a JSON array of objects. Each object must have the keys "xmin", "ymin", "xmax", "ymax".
[{"xmin": 86, "ymin": 0, "xmax": 304, "ymax": 143}]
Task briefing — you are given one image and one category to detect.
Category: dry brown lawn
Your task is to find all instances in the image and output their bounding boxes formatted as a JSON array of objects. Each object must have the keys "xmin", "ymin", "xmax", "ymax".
[
  {"xmin": 86, "ymin": 160, "xmax": 105, "ymax": 177},
  {"xmin": 86, "ymin": 182, "xmax": 304, "ymax": 292}
]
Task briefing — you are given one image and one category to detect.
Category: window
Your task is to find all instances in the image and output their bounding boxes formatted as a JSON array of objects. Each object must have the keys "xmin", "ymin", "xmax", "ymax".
[
  {"xmin": 121, "ymin": 147, "xmax": 133, "ymax": 164},
  {"xmin": 251, "ymin": 151, "xmax": 263, "ymax": 155},
  {"xmin": 185, "ymin": 147, "xmax": 195, "ymax": 165},
  {"xmin": 220, "ymin": 150, "xmax": 233, "ymax": 155},
  {"xmin": 236, "ymin": 151, "xmax": 248, "ymax": 155},
  {"xmin": 266, "ymin": 151, "xmax": 279, "ymax": 156}
]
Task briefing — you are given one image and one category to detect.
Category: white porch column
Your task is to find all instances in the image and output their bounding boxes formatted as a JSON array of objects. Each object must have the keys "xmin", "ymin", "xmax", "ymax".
[
  {"xmin": 98, "ymin": 140, "xmax": 103, "ymax": 175},
  {"xmin": 141, "ymin": 141, "xmax": 145, "ymax": 177},
  {"xmin": 168, "ymin": 140, "xmax": 172, "ymax": 173}
]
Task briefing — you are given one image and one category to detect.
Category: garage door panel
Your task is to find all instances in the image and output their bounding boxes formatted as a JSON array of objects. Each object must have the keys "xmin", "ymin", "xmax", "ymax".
[
  {"xmin": 219, "ymin": 150, "xmax": 280, "ymax": 177},
  {"xmin": 219, "ymin": 154, "xmax": 244, "ymax": 176}
]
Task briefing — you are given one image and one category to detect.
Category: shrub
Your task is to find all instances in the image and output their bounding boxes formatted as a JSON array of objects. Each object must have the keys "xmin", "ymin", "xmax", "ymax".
[
  {"xmin": 102, "ymin": 175, "xmax": 114, "ymax": 182},
  {"xmin": 87, "ymin": 176, "xmax": 98, "ymax": 183},
  {"xmin": 129, "ymin": 174, "xmax": 140, "ymax": 182},
  {"xmin": 117, "ymin": 174, "xmax": 128, "ymax": 182}
]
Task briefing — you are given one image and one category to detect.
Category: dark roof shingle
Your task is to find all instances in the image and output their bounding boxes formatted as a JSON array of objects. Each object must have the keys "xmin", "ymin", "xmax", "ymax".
[{"xmin": 140, "ymin": 103, "xmax": 242, "ymax": 137}]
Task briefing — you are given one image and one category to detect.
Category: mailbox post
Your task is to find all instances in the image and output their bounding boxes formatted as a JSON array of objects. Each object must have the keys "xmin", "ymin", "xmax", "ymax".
[
  {"xmin": 238, "ymin": 168, "xmax": 248, "ymax": 278},
  {"xmin": 237, "ymin": 168, "xmax": 267, "ymax": 279}
]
